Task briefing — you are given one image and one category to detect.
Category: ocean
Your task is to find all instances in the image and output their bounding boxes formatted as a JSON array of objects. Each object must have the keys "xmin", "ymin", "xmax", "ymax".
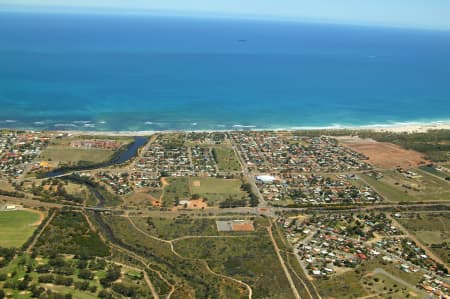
[{"xmin": 1, "ymin": 12, "xmax": 450, "ymax": 131}]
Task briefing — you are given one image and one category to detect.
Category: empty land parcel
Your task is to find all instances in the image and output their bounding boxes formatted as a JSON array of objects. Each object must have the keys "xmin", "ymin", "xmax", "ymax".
[
  {"xmin": 39, "ymin": 136, "xmax": 132, "ymax": 168},
  {"xmin": 338, "ymin": 137, "xmax": 428, "ymax": 169},
  {"xmin": 107, "ymin": 215, "xmax": 295, "ymax": 299},
  {"xmin": 100, "ymin": 214, "xmax": 252, "ymax": 299},
  {"xmin": 212, "ymin": 147, "xmax": 242, "ymax": 172},
  {"xmin": 398, "ymin": 213, "xmax": 450, "ymax": 264},
  {"xmin": 361, "ymin": 168, "xmax": 450, "ymax": 202}
]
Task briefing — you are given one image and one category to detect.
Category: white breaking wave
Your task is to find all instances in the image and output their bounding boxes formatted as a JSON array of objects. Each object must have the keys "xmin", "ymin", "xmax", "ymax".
[
  {"xmin": 232, "ymin": 124, "xmax": 257, "ymax": 128},
  {"xmin": 54, "ymin": 123, "xmax": 77, "ymax": 127}
]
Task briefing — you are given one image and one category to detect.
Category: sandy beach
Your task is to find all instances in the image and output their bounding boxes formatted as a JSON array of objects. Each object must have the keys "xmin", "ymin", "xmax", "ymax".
[
  {"xmin": 47, "ymin": 121, "xmax": 450, "ymax": 136},
  {"xmin": 358, "ymin": 122, "xmax": 450, "ymax": 133}
]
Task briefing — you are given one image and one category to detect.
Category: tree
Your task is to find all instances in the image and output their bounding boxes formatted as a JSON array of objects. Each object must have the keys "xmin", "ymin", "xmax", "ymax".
[{"xmin": 78, "ymin": 269, "xmax": 94, "ymax": 280}]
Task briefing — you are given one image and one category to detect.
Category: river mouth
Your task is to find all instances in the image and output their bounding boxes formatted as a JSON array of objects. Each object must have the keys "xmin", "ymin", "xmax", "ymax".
[{"xmin": 45, "ymin": 136, "xmax": 148, "ymax": 178}]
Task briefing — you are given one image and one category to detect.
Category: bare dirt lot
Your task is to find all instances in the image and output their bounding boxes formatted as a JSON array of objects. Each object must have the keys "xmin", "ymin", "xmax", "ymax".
[{"xmin": 338, "ymin": 137, "xmax": 429, "ymax": 169}]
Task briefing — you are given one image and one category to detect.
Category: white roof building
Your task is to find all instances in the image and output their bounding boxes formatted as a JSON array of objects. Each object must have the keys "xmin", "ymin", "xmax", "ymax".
[{"xmin": 256, "ymin": 175, "xmax": 276, "ymax": 183}]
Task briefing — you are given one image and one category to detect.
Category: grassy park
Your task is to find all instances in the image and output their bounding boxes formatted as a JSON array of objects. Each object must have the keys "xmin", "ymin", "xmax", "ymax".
[
  {"xmin": 0, "ymin": 210, "xmax": 42, "ymax": 248},
  {"xmin": 162, "ymin": 177, "xmax": 248, "ymax": 206},
  {"xmin": 190, "ymin": 177, "xmax": 247, "ymax": 204}
]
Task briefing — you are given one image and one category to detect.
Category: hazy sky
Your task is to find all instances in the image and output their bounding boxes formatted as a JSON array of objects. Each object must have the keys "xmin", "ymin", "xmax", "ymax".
[{"xmin": 2, "ymin": 0, "xmax": 450, "ymax": 30}]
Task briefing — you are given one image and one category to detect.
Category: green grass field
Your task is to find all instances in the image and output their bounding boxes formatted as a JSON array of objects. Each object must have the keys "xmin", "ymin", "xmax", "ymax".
[
  {"xmin": 162, "ymin": 177, "xmax": 248, "ymax": 206},
  {"xmin": 190, "ymin": 177, "xmax": 247, "ymax": 205},
  {"xmin": 362, "ymin": 169, "xmax": 450, "ymax": 202},
  {"xmin": 361, "ymin": 174, "xmax": 410, "ymax": 202},
  {"xmin": 162, "ymin": 177, "xmax": 191, "ymax": 206},
  {"xmin": 40, "ymin": 148, "xmax": 115, "ymax": 165},
  {"xmin": 212, "ymin": 147, "xmax": 242, "ymax": 172},
  {"xmin": 0, "ymin": 210, "xmax": 41, "ymax": 248},
  {"xmin": 419, "ymin": 166, "xmax": 449, "ymax": 179}
]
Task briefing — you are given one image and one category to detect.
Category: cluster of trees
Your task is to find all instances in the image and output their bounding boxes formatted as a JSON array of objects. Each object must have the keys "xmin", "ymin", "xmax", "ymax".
[
  {"xmin": 3, "ymin": 273, "xmax": 33, "ymax": 290},
  {"xmin": 74, "ymin": 280, "xmax": 97, "ymax": 292},
  {"xmin": 219, "ymin": 196, "xmax": 248, "ymax": 208},
  {"xmin": 0, "ymin": 247, "xmax": 16, "ymax": 267},
  {"xmin": 0, "ymin": 189, "xmax": 25, "ymax": 198},
  {"xmin": 22, "ymin": 209, "xmax": 57, "ymax": 251},
  {"xmin": 33, "ymin": 210, "xmax": 109, "ymax": 257},
  {"xmin": 241, "ymin": 182, "xmax": 259, "ymax": 207},
  {"xmin": 99, "ymin": 265, "xmax": 121, "ymax": 288},
  {"xmin": 111, "ymin": 282, "xmax": 137, "ymax": 297},
  {"xmin": 30, "ymin": 288, "xmax": 73, "ymax": 299},
  {"xmin": 1, "ymin": 253, "xmax": 109, "ymax": 297},
  {"xmin": 30, "ymin": 180, "xmax": 83, "ymax": 204},
  {"xmin": 1, "ymin": 288, "xmax": 69, "ymax": 299},
  {"xmin": 38, "ymin": 274, "xmax": 73, "ymax": 286}
]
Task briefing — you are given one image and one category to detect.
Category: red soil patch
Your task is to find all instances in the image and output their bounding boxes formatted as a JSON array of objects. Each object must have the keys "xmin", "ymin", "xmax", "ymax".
[
  {"xmin": 187, "ymin": 199, "xmax": 207, "ymax": 209},
  {"xmin": 151, "ymin": 200, "xmax": 161, "ymax": 207},
  {"xmin": 339, "ymin": 137, "xmax": 429, "ymax": 169},
  {"xmin": 232, "ymin": 222, "xmax": 255, "ymax": 232}
]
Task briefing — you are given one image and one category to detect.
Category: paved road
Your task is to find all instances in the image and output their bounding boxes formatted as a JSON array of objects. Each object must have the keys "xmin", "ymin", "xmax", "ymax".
[{"xmin": 229, "ymin": 136, "xmax": 268, "ymax": 209}]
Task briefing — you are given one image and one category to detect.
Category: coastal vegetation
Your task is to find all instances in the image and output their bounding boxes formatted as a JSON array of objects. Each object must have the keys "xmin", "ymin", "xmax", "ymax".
[
  {"xmin": 134, "ymin": 215, "xmax": 219, "ymax": 239},
  {"xmin": 173, "ymin": 232, "xmax": 294, "ymax": 298},
  {"xmin": 97, "ymin": 214, "xmax": 248, "ymax": 298},
  {"xmin": 33, "ymin": 210, "xmax": 109, "ymax": 257}
]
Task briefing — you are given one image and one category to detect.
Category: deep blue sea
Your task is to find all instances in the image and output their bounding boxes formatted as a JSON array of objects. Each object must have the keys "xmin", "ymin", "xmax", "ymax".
[{"xmin": 1, "ymin": 12, "xmax": 450, "ymax": 131}]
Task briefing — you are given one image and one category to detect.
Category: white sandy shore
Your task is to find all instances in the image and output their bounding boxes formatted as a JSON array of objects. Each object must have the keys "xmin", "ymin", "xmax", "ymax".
[
  {"xmin": 8, "ymin": 121, "xmax": 450, "ymax": 136},
  {"xmin": 354, "ymin": 122, "xmax": 450, "ymax": 133}
]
